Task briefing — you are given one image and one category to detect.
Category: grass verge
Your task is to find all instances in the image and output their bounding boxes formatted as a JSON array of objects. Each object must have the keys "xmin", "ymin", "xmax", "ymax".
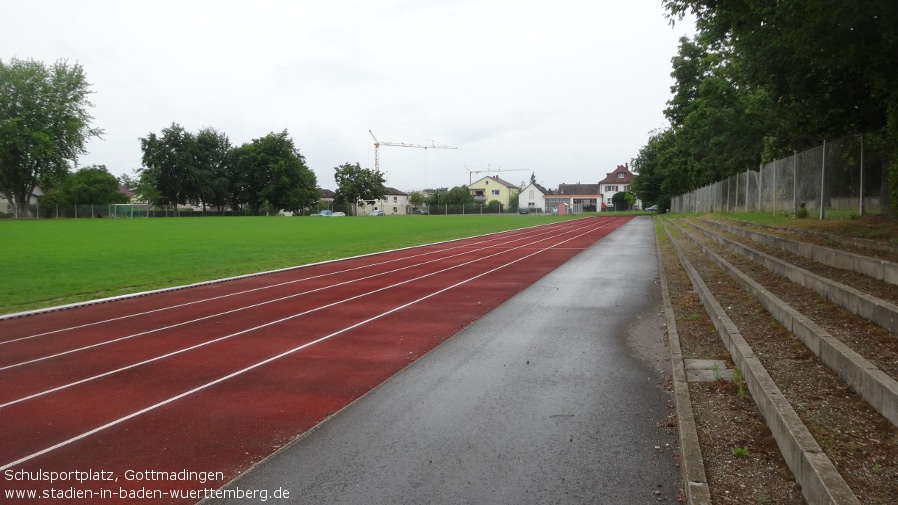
[{"xmin": 1, "ymin": 214, "xmax": 585, "ymax": 315}]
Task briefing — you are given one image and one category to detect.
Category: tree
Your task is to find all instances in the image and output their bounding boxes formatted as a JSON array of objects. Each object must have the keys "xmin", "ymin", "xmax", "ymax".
[
  {"xmin": 408, "ymin": 190, "xmax": 425, "ymax": 209},
  {"xmin": 0, "ymin": 58, "xmax": 103, "ymax": 216},
  {"xmin": 333, "ymin": 162, "xmax": 387, "ymax": 215},
  {"xmin": 64, "ymin": 165, "xmax": 128, "ymax": 205},
  {"xmin": 194, "ymin": 127, "xmax": 232, "ymax": 213},
  {"xmin": 662, "ymin": 0, "xmax": 898, "ymax": 211},
  {"xmin": 233, "ymin": 131, "xmax": 319, "ymax": 214},
  {"xmin": 439, "ymin": 185, "xmax": 475, "ymax": 206},
  {"xmin": 139, "ymin": 123, "xmax": 197, "ymax": 209},
  {"xmin": 611, "ymin": 191, "xmax": 630, "ymax": 211}
]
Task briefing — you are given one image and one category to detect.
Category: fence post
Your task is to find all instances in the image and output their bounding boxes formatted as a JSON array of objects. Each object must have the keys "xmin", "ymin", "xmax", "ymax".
[
  {"xmin": 758, "ymin": 164, "xmax": 763, "ymax": 212},
  {"xmin": 793, "ymin": 151, "xmax": 797, "ymax": 215},
  {"xmin": 772, "ymin": 162, "xmax": 777, "ymax": 215},
  {"xmin": 744, "ymin": 169, "xmax": 749, "ymax": 213},
  {"xmin": 820, "ymin": 140, "xmax": 827, "ymax": 220},
  {"xmin": 859, "ymin": 133, "xmax": 865, "ymax": 216}
]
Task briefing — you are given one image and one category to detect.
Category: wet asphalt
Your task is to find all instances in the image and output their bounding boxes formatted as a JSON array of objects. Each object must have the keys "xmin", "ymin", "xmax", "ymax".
[{"xmin": 205, "ymin": 216, "xmax": 679, "ymax": 504}]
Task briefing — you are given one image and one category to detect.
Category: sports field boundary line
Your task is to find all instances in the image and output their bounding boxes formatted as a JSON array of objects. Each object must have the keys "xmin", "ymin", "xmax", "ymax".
[{"xmin": 1, "ymin": 220, "xmax": 589, "ymax": 322}]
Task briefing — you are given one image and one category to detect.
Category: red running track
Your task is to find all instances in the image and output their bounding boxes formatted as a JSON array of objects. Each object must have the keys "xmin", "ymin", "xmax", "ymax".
[{"xmin": 0, "ymin": 216, "xmax": 631, "ymax": 504}]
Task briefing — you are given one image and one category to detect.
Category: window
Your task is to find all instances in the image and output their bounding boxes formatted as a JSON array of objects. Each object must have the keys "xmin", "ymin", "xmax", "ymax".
[
  {"xmin": 617, "ymin": 172, "xmax": 625, "ymax": 178},
  {"xmin": 492, "ymin": 190, "xmax": 500, "ymax": 196},
  {"xmin": 393, "ymin": 196, "xmax": 397, "ymax": 202},
  {"xmin": 393, "ymin": 207, "xmax": 398, "ymax": 212}
]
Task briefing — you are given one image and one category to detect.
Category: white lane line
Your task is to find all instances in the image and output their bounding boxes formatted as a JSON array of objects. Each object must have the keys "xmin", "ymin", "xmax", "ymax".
[
  {"xmin": 0, "ymin": 220, "xmax": 607, "ymax": 406},
  {"xmin": 0, "ymin": 227, "xmax": 544, "ymax": 346},
  {"xmin": 0, "ymin": 222, "xmax": 583, "ymax": 370},
  {"xmin": 0, "ymin": 217, "xmax": 610, "ymax": 472}
]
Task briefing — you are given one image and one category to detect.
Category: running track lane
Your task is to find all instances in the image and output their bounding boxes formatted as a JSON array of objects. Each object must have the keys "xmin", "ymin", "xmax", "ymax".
[{"xmin": 0, "ymin": 217, "xmax": 632, "ymax": 504}]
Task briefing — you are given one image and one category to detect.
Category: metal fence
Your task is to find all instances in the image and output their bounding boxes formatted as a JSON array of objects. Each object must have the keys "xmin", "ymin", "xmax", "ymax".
[
  {"xmin": 671, "ymin": 134, "xmax": 883, "ymax": 218},
  {"xmin": 1, "ymin": 202, "xmax": 522, "ymax": 219},
  {"xmin": 0, "ymin": 204, "xmax": 287, "ymax": 219}
]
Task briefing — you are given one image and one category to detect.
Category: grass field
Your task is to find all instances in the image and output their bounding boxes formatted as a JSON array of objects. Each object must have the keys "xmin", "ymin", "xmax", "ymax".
[{"xmin": 1, "ymin": 214, "xmax": 592, "ymax": 315}]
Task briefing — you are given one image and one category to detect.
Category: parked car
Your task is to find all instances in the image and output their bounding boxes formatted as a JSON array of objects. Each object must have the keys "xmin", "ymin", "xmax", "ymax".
[
  {"xmin": 371, "ymin": 210, "xmax": 385, "ymax": 216},
  {"xmin": 519, "ymin": 208, "xmax": 531, "ymax": 214},
  {"xmin": 313, "ymin": 210, "xmax": 333, "ymax": 217},
  {"xmin": 645, "ymin": 205, "xmax": 659, "ymax": 212},
  {"xmin": 332, "ymin": 212, "xmax": 346, "ymax": 217}
]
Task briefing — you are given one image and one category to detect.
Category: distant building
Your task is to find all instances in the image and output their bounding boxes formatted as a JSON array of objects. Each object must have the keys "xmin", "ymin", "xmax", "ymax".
[
  {"xmin": 363, "ymin": 187, "xmax": 410, "ymax": 215},
  {"xmin": 598, "ymin": 164, "xmax": 637, "ymax": 211},
  {"xmin": 519, "ymin": 181, "xmax": 549, "ymax": 212},
  {"xmin": 468, "ymin": 176, "xmax": 520, "ymax": 209},
  {"xmin": 545, "ymin": 183, "xmax": 599, "ymax": 213},
  {"xmin": 1, "ymin": 186, "xmax": 43, "ymax": 216}
]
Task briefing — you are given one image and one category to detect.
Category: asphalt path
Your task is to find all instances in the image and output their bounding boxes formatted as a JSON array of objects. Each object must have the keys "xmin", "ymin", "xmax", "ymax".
[{"xmin": 206, "ymin": 216, "xmax": 679, "ymax": 504}]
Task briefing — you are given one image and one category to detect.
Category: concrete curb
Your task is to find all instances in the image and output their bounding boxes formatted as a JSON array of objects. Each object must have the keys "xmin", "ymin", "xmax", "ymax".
[
  {"xmin": 653, "ymin": 217, "xmax": 711, "ymax": 505},
  {"xmin": 661, "ymin": 220, "xmax": 861, "ymax": 505},
  {"xmin": 700, "ymin": 217, "xmax": 898, "ymax": 286},
  {"xmin": 674, "ymin": 220, "xmax": 898, "ymax": 429},
  {"xmin": 687, "ymin": 219, "xmax": 898, "ymax": 338},
  {"xmin": 719, "ymin": 217, "xmax": 898, "ymax": 255}
]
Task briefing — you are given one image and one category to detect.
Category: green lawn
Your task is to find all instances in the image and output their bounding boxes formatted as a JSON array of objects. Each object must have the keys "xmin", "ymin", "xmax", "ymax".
[{"xmin": 0, "ymin": 214, "xmax": 586, "ymax": 315}]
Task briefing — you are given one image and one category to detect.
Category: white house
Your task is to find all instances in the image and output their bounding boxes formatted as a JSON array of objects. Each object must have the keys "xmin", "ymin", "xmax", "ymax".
[
  {"xmin": 519, "ymin": 181, "xmax": 549, "ymax": 212},
  {"xmin": 1, "ymin": 186, "xmax": 43, "ymax": 217},
  {"xmin": 599, "ymin": 164, "xmax": 640, "ymax": 211},
  {"xmin": 363, "ymin": 187, "xmax": 410, "ymax": 215}
]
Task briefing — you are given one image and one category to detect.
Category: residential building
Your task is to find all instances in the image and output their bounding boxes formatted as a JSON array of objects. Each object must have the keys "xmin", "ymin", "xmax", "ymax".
[
  {"xmin": 468, "ymin": 176, "xmax": 520, "ymax": 209},
  {"xmin": 363, "ymin": 187, "xmax": 410, "ymax": 215},
  {"xmin": 545, "ymin": 183, "xmax": 599, "ymax": 213},
  {"xmin": 1, "ymin": 187, "xmax": 43, "ymax": 216},
  {"xmin": 519, "ymin": 181, "xmax": 549, "ymax": 213},
  {"xmin": 599, "ymin": 164, "xmax": 638, "ymax": 211}
]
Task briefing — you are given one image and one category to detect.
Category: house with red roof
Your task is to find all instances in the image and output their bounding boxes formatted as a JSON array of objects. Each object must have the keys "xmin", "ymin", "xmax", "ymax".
[{"xmin": 598, "ymin": 164, "xmax": 639, "ymax": 211}]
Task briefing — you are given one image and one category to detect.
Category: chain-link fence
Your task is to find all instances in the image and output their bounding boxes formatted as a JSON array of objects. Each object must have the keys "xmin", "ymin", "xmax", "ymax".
[
  {"xmin": 671, "ymin": 134, "xmax": 883, "ymax": 218},
  {"xmin": 0, "ymin": 204, "xmax": 307, "ymax": 219},
  {"xmin": 1, "ymin": 202, "xmax": 521, "ymax": 218}
]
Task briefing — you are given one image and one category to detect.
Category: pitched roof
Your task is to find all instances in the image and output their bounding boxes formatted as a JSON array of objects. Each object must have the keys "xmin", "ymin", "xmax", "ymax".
[
  {"xmin": 599, "ymin": 164, "xmax": 634, "ymax": 184},
  {"xmin": 525, "ymin": 181, "xmax": 549, "ymax": 194},
  {"xmin": 118, "ymin": 185, "xmax": 135, "ymax": 199},
  {"xmin": 471, "ymin": 175, "xmax": 519, "ymax": 189},
  {"xmin": 385, "ymin": 187, "xmax": 408, "ymax": 196},
  {"xmin": 556, "ymin": 183, "xmax": 599, "ymax": 196},
  {"xmin": 319, "ymin": 189, "xmax": 336, "ymax": 199}
]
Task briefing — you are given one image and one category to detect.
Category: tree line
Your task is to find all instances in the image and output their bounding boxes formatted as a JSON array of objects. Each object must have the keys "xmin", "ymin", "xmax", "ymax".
[
  {"xmin": 631, "ymin": 1, "xmax": 898, "ymax": 213},
  {"xmin": 135, "ymin": 124, "xmax": 320, "ymax": 215},
  {"xmin": 0, "ymin": 57, "xmax": 393, "ymax": 216}
]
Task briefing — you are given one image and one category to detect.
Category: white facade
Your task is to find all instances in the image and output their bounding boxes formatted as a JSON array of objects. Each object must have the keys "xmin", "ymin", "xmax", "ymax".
[
  {"xmin": 519, "ymin": 182, "xmax": 546, "ymax": 211},
  {"xmin": 363, "ymin": 188, "xmax": 410, "ymax": 215}
]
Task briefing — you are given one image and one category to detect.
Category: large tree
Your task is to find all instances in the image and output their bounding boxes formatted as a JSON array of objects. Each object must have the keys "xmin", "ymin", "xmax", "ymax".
[
  {"xmin": 138, "ymin": 123, "xmax": 198, "ymax": 209},
  {"xmin": 233, "ymin": 131, "xmax": 319, "ymax": 214},
  {"xmin": 333, "ymin": 162, "xmax": 387, "ymax": 215},
  {"xmin": 662, "ymin": 0, "xmax": 898, "ymax": 208},
  {"xmin": 194, "ymin": 127, "xmax": 232, "ymax": 213},
  {"xmin": 65, "ymin": 165, "xmax": 128, "ymax": 205},
  {"xmin": 0, "ymin": 58, "xmax": 103, "ymax": 216}
]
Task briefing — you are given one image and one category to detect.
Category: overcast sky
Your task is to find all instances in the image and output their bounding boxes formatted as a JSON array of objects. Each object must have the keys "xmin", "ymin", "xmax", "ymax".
[{"xmin": 2, "ymin": 0, "xmax": 694, "ymax": 192}]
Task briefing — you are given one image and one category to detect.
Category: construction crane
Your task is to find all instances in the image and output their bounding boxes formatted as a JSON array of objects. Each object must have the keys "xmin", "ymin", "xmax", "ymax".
[
  {"xmin": 369, "ymin": 130, "xmax": 457, "ymax": 174},
  {"xmin": 465, "ymin": 165, "xmax": 529, "ymax": 185}
]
